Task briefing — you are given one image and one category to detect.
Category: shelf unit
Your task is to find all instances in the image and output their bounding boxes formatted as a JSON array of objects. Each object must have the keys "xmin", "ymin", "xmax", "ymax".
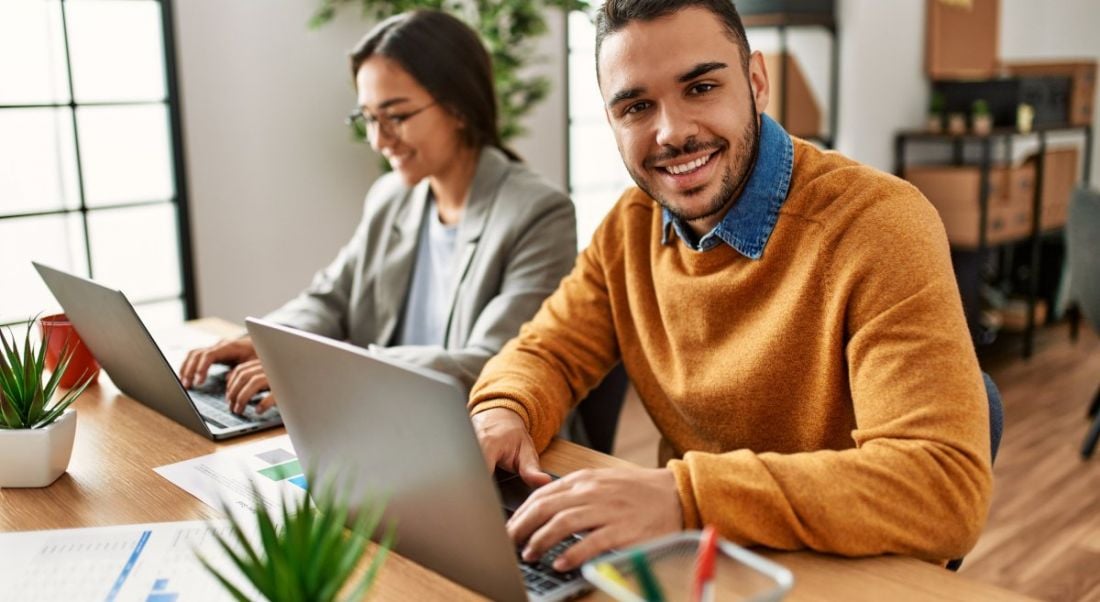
[
  {"xmin": 742, "ymin": 11, "xmax": 839, "ymax": 148},
  {"xmin": 894, "ymin": 124, "xmax": 1094, "ymax": 357}
]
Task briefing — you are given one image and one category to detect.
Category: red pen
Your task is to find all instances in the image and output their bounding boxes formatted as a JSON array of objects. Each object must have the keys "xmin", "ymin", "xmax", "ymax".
[{"xmin": 692, "ymin": 525, "xmax": 719, "ymax": 602}]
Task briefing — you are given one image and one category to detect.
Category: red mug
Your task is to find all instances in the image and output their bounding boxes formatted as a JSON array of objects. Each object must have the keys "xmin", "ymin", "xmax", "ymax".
[{"xmin": 38, "ymin": 313, "xmax": 100, "ymax": 389}]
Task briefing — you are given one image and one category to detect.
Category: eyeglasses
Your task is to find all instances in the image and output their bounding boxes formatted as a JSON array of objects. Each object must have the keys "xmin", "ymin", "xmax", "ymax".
[{"xmin": 346, "ymin": 101, "xmax": 437, "ymax": 141}]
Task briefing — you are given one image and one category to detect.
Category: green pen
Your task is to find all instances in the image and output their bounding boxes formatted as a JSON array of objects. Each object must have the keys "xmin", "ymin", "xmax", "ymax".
[{"xmin": 630, "ymin": 549, "xmax": 665, "ymax": 602}]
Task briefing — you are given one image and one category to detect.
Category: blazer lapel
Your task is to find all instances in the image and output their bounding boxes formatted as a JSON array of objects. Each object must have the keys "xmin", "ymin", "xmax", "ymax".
[
  {"xmin": 442, "ymin": 148, "xmax": 511, "ymax": 344},
  {"xmin": 375, "ymin": 179, "xmax": 430, "ymax": 346}
]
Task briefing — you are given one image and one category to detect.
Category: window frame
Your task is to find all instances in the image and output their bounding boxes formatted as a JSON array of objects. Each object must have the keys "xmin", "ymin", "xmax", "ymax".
[{"xmin": 0, "ymin": 0, "xmax": 196, "ymax": 329}]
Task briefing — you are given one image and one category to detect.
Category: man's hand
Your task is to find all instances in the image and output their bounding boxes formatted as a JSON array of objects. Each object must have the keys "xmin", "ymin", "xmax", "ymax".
[
  {"xmin": 508, "ymin": 467, "xmax": 683, "ymax": 572},
  {"xmin": 178, "ymin": 336, "xmax": 258, "ymax": 389},
  {"xmin": 471, "ymin": 407, "xmax": 552, "ymax": 488}
]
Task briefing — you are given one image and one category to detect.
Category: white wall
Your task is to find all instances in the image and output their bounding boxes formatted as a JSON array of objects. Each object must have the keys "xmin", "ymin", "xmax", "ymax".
[
  {"xmin": 175, "ymin": 1, "xmax": 1097, "ymax": 320},
  {"xmin": 1000, "ymin": 0, "xmax": 1100, "ymax": 180},
  {"xmin": 833, "ymin": 0, "xmax": 928, "ymax": 170},
  {"xmin": 512, "ymin": 10, "xmax": 568, "ymax": 190},
  {"xmin": 174, "ymin": 2, "xmax": 568, "ymax": 322},
  {"xmin": 173, "ymin": 1, "xmax": 378, "ymax": 323},
  {"xmin": 832, "ymin": 0, "xmax": 1098, "ymax": 179}
]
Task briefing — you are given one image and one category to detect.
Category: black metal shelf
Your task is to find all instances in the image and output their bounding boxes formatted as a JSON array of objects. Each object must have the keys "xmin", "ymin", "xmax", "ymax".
[{"xmin": 894, "ymin": 124, "xmax": 1094, "ymax": 358}]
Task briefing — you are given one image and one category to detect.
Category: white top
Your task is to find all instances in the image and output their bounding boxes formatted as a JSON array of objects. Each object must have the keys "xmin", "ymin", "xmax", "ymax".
[{"xmin": 394, "ymin": 198, "xmax": 460, "ymax": 346}]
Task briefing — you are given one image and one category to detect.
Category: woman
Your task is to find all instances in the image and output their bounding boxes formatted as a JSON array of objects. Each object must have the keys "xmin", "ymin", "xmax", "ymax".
[{"xmin": 178, "ymin": 10, "xmax": 576, "ymax": 415}]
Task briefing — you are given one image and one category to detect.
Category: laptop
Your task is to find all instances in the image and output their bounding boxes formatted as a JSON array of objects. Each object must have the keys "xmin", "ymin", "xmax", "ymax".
[
  {"xmin": 246, "ymin": 317, "xmax": 591, "ymax": 602},
  {"xmin": 33, "ymin": 262, "xmax": 282, "ymax": 440}
]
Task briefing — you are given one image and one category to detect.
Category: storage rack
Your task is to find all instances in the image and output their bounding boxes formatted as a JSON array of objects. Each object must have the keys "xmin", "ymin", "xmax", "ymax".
[{"xmin": 894, "ymin": 124, "xmax": 1094, "ymax": 358}]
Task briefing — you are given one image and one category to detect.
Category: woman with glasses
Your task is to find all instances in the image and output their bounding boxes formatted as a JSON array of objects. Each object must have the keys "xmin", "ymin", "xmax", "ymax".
[{"xmin": 178, "ymin": 10, "xmax": 576, "ymax": 415}]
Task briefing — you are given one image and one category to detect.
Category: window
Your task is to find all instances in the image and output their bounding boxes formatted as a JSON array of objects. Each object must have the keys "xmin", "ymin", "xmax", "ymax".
[
  {"xmin": 0, "ymin": 0, "xmax": 193, "ymax": 331},
  {"xmin": 567, "ymin": 10, "xmax": 634, "ymax": 250}
]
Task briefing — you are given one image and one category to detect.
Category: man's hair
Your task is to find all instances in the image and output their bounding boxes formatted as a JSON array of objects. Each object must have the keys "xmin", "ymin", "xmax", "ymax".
[{"xmin": 595, "ymin": 0, "xmax": 752, "ymax": 75}]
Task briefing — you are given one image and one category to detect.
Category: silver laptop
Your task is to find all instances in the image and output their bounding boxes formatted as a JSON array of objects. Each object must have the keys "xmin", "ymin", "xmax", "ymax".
[
  {"xmin": 246, "ymin": 317, "xmax": 591, "ymax": 602},
  {"xmin": 33, "ymin": 262, "xmax": 282, "ymax": 440}
]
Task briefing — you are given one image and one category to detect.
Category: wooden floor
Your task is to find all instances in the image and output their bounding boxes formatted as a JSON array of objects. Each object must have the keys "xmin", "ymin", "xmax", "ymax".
[{"xmin": 611, "ymin": 322, "xmax": 1100, "ymax": 601}]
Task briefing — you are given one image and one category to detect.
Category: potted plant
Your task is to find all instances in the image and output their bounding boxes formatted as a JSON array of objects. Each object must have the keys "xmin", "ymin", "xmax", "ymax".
[
  {"xmin": 201, "ymin": 476, "xmax": 394, "ymax": 602},
  {"xmin": 946, "ymin": 111, "xmax": 968, "ymax": 135},
  {"xmin": 971, "ymin": 99, "xmax": 993, "ymax": 135},
  {"xmin": 927, "ymin": 91, "xmax": 946, "ymax": 133},
  {"xmin": 0, "ymin": 317, "xmax": 94, "ymax": 487}
]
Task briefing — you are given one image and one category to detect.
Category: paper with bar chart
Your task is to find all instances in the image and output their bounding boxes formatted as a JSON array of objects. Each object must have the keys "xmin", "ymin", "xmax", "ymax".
[
  {"xmin": 154, "ymin": 434, "xmax": 306, "ymax": 522},
  {"xmin": 0, "ymin": 520, "xmax": 257, "ymax": 602}
]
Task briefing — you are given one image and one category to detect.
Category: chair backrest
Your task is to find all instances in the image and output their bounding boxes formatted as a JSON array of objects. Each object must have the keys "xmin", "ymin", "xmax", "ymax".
[
  {"xmin": 1066, "ymin": 187, "xmax": 1100, "ymax": 328},
  {"xmin": 947, "ymin": 371, "xmax": 1003, "ymax": 572},
  {"xmin": 572, "ymin": 363, "xmax": 630, "ymax": 454},
  {"xmin": 984, "ymin": 372, "xmax": 1004, "ymax": 463}
]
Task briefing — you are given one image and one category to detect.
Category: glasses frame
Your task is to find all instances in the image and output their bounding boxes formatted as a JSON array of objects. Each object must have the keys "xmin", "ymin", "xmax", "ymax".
[{"xmin": 346, "ymin": 100, "xmax": 438, "ymax": 141}]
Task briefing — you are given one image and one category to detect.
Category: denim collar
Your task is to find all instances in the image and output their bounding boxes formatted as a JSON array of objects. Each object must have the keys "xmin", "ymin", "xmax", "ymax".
[{"xmin": 661, "ymin": 113, "xmax": 793, "ymax": 259}]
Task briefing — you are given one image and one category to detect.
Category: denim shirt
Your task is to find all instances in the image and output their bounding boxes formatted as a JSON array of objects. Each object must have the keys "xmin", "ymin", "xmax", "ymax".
[{"xmin": 661, "ymin": 113, "xmax": 794, "ymax": 258}]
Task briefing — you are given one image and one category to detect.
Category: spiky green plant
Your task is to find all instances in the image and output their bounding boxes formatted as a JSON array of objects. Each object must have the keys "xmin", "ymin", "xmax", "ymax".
[
  {"xmin": 200, "ymin": 476, "xmax": 394, "ymax": 602},
  {"xmin": 0, "ymin": 317, "xmax": 93, "ymax": 429}
]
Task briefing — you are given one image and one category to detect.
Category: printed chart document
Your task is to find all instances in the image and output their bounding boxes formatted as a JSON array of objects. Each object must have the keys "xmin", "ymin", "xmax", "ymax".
[
  {"xmin": 0, "ymin": 520, "xmax": 256, "ymax": 602},
  {"xmin": 155, "ymin": 434, "xmax": 306, "ymax": 522}
]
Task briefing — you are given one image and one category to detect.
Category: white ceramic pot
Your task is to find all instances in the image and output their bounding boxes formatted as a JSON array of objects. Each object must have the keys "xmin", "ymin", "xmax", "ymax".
[{"xmin": 0, "ymin": 409, "xmax": 77, "ymax": 488}]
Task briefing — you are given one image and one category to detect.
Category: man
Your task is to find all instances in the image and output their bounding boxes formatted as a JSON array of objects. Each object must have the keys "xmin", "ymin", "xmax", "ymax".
[{"xmin": 469, "ymin": 0, "xmax": 992, "ymax": 572}]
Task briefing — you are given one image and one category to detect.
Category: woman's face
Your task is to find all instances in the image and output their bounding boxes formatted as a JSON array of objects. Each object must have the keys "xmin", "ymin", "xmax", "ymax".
[{"xmin": 355, "ymin": 55, "xmax": 468, "ymax": 185}]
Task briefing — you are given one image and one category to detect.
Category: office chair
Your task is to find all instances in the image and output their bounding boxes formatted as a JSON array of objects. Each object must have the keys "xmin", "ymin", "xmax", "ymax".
[
  {"xmin": 947, "ymin": 371, "xmax": 1004, "ymax": 572},
  {"xmin": 1065, "ymin": 186, "xmax": 1100, "ymax": 459},
  {"xmin": 565, "ymin": 363, "xmax": 629, "ymax": 454}
]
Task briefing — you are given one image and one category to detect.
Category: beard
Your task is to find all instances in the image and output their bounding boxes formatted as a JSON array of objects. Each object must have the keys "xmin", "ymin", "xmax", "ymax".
[{"xmin": 627, "ymin": 95, "xmax": 761, "ymax": 227}]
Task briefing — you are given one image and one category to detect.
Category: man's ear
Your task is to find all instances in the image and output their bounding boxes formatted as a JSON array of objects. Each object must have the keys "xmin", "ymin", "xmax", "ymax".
[{"xmin": 747, "ymin": 50, "xmax": 770, "ymax": 116}]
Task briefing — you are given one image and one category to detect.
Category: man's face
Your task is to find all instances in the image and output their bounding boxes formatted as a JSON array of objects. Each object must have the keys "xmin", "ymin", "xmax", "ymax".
[{"xmin": 597, "ymin": 7, "xmax": 770, "ymax": 233}]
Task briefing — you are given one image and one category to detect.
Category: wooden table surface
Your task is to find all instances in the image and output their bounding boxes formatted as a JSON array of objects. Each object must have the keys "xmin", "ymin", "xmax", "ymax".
[{"xmin": 0, "ymin": 319, "xmax": 1036, "ymax": 601}]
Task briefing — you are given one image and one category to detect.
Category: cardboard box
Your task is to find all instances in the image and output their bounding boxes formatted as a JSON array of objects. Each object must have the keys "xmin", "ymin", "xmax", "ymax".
[
  {"xmin": 905, "ymin": 163, "xmax": 1035, "ymax": 247},
  {"xmin": 1025, "ymin": 146, "xmax": 1080, "ymax": 230},
  {"xmin": 926, "ymin": 0, "xmax": 1000, "ymax": 80},
  {"xmin": 1004, "ymin": 60, "xmax": 1097, "ymax": 127},
  {"xmin": 763, "ymin": 52, "xmax": 822, "ymax": 139},
  {"xmin": 904, "ymin": 146, "xmax": 1079, "ymax": 246}
]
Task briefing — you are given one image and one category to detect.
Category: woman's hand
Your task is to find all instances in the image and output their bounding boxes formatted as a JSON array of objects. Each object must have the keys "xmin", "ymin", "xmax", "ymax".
[{"xmin": 178, "ymin": 336, "xmax": 258, "ymax": 389}]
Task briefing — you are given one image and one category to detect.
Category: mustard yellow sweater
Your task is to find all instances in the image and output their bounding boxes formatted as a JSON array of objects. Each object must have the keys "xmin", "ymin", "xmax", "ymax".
[{"xmin": 469, "ymin": 139, "xmax": 992, "ymax": 560}]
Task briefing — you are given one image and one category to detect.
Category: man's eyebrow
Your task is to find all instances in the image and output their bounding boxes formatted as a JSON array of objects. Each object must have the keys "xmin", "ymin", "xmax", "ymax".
[
  {"xmin": 607, "ymin": 87, "xmax": 644, "ymax": 110},
  {"xmin": 678, "ymin": 61, "xmax": 728, "ymax": 82},
  {"xmin": 606, "ymin": 62, "xmax": 729, "ymax": 109}
]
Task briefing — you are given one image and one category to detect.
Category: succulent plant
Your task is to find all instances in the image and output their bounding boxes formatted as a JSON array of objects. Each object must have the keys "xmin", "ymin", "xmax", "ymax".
[
  {"xmin": 0, "ymin": 317, "xmax": 93, "ymax": 429},
  {"xmin": 200, "ymin": 475, "xmax": 394, "ymax": 602}
]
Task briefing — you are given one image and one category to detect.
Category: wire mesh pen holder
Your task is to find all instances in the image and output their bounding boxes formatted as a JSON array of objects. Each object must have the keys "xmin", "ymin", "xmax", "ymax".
[{"xmin": 581, "ymin": 530, "xmax": 794, "ymax": 602}]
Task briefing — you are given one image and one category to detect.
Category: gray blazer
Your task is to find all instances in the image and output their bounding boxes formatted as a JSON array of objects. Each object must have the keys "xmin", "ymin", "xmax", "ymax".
[{"xmin": 264, "ymin": 147, "xmax": 577, "ymax": 388}]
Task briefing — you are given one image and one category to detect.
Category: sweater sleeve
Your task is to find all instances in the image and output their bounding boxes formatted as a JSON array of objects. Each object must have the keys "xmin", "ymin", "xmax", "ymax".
[
  {"xmin": 467, "ymin": 219, "xmax": 621, "ymax": 451},
  {"xmin": 667, "ymin": 184, "xmax": 993, "ymax": 560}
]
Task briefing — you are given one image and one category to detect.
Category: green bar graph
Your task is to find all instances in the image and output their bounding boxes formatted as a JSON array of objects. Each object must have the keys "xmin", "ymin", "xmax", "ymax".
[{"xmin": 257, "ymin": 459, "xmax": 302, "ymax": 482}]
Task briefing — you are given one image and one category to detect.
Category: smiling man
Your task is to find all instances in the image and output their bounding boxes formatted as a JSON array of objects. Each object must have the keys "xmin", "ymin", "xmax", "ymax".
[{"xmin": 468, "ymin": 0, "xmax": 993, "ymax": 572}]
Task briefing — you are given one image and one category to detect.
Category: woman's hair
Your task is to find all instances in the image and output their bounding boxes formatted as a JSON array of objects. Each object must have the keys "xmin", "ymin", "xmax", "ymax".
[{"xmin": 350, "ymin": 10, "xmax": 519, "ymax": 161}]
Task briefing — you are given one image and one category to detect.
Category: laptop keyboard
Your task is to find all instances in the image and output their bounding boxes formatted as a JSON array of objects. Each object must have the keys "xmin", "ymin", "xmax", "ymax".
[
  {"xmin": 188, "ymin": 368, "xmax": 279, "ymax": 428},
  {"xmin": 518, "ymin": 535, "xmax": 583, "ymax": 594}
]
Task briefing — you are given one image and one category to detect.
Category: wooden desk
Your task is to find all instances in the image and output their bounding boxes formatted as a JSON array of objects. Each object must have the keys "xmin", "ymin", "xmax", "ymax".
[{"xmin": 0, "ymin": 320, "xmax": 1035, "ymax": 601}]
